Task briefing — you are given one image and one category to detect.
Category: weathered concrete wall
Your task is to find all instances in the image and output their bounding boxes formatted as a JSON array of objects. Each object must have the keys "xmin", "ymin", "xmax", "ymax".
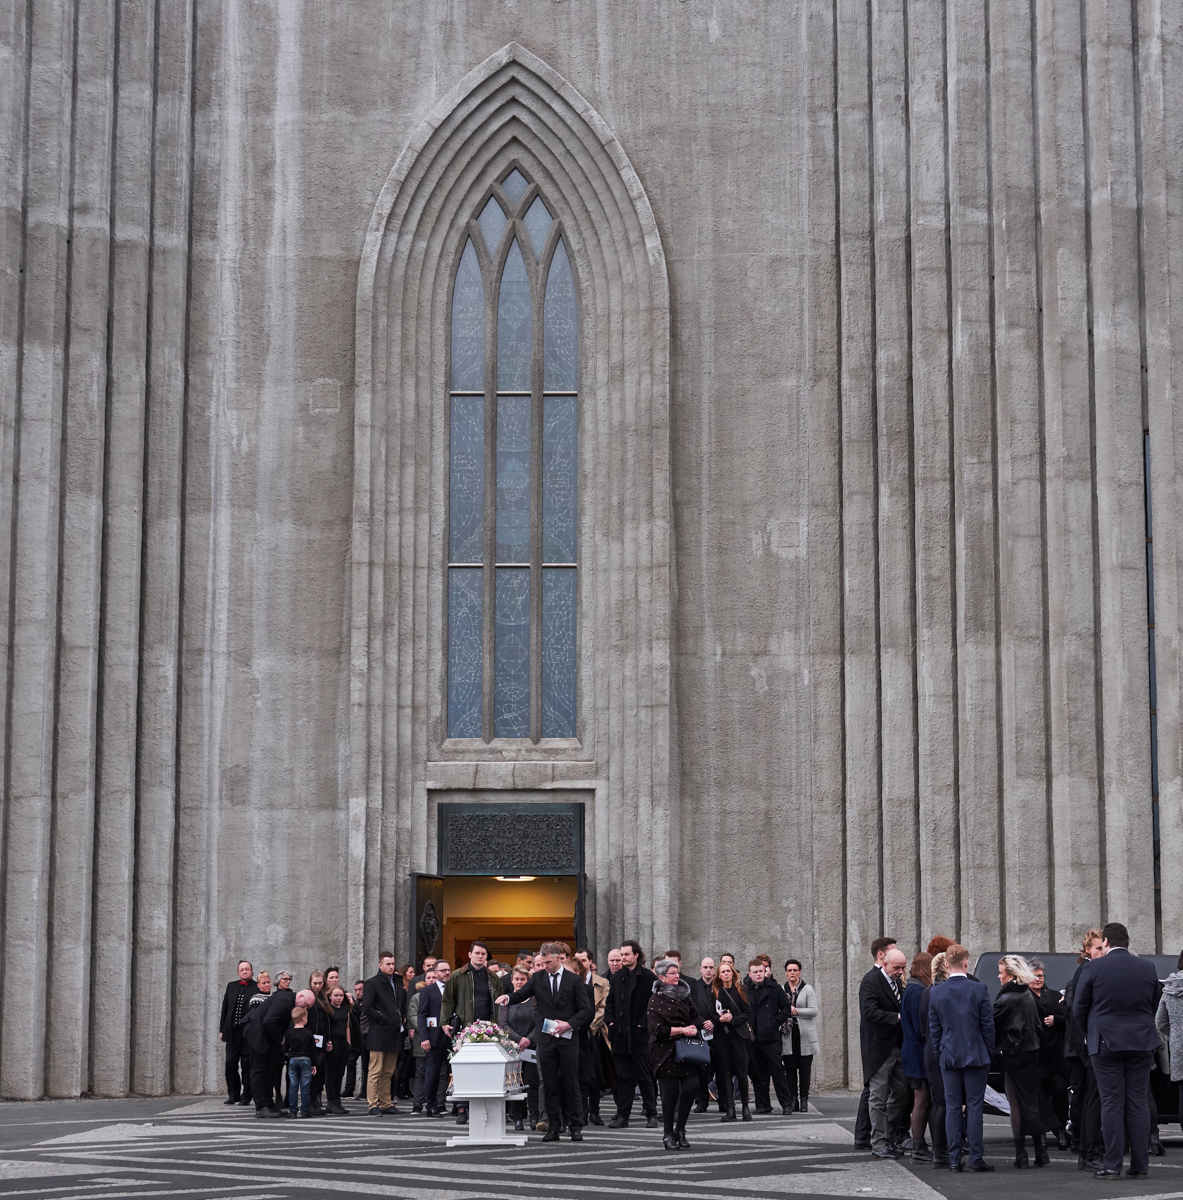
[{"xmin": 0, "ymin": 0, "xmax": 1179, "ymax": 1097}]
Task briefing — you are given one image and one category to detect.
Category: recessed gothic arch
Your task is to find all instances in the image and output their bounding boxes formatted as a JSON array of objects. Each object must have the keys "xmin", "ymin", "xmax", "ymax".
[{"xmin": 349, "ymin": 44, "xmax": 673, "ymax": 973}]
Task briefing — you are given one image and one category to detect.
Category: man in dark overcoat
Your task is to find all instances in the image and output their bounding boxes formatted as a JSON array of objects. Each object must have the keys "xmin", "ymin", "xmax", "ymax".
[
  {"xmin": 218, "ymin": 960, "xmax": 258, "ymax": 1105},
  {"xmin": 361, "ymin": 950, "xmax": 405, "ymax": 1115},
  {"xmin": 859, "ymin": 944, "xmax": 907, "ymax": 1158},
  {"xmin": 603, "ymin": 940, "xmax": 658, "ymax": 1127}
]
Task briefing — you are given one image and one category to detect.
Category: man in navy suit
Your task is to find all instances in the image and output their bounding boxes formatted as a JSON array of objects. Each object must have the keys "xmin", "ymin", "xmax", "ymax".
[
  {"xmin": 497, "ymin": 940, "xmax": 594, "ymax": 1141},
  {"xmin": 417, "ymin": 959, "xmax": 452, "ymax": 1118},
  {"xmin": 928, "ymin": 943, "xmax": 996, "ymax": 1172},
  {"xmin": 1073, "ymin": 922, "xmax": 1164, "ymax": 1179}
]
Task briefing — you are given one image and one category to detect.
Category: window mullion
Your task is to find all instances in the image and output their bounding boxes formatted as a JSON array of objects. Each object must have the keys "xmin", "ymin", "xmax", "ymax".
[
  {"xmin": 481, "ymin": 220, "xmax": 497, "ymax": 744},
  {"xmin": 530, "ymin": 216, "xmax": 544, "ymax": 744}
]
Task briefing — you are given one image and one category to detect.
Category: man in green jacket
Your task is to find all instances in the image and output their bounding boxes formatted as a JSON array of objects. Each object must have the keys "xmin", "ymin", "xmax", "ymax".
[{"xmin": 441, "ymin": 941, "xmax": 504, "ymax": 1124}]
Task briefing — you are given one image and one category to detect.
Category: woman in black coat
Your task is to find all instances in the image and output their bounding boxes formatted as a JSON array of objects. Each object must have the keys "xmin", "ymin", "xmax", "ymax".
[
  {"xmin": 648, "ymin": 958, "xmax": 704, "ymax": 1151},
  {"xmin": 993, "ymin": 956, "xmax": 1048, "ymax": 1167},
  {"xmin": 711, "ymin": 959, "xmax": 754, "ymax": 1122}
]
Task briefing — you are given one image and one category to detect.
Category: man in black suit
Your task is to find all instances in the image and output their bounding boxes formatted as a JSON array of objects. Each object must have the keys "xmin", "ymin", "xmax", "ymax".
[
  {"xmin": 362, "ymin": 950, "xmax": 406, "ymax": 1116},
  {"xmin": 496, "ymin": 940, "xmax": 594, "ymax": 1141},
  {"xmin": 244, "ymin": 976, "xmax": 300, "ymax": 1117},
  {"xmin": 860, "ymin": 942, "xmax": 907, "ymax": 1159},
  {"xmin": 1073, "ymin": 921, "xmax": 1164, "ymax": 1179},
  {"xmin": 218, "ymin": 960, "xmax": 258, "ymax": 1105},
  {"xmin": 417, "ymin": 959, "xmax": 451, "ymax": 1117},
  {"xmin": 854, "ymin": 937, "xmax": 896, "ymax": 1147}
]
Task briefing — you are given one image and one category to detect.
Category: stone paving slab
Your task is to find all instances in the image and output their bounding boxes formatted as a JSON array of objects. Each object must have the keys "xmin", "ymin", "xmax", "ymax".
[{"xmin": 0, "ymin": 1091, "xmax": 1178, "ymax": 1200}]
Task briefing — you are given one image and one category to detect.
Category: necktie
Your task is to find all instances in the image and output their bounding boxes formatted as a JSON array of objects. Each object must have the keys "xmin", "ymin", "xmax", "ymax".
[{"xmin": 551, "ymin": 972, "xmax": 559, "ymax": 1000}]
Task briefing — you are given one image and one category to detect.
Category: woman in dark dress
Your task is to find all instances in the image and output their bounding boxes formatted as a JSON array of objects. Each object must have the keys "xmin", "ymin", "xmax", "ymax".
[
  {"xmin": 901, "ymin": 952, "xmax": 934, "ymax": 1161},
  {"xmin": 648, "ymin": 957, "xmax": 704, "ymax": 1151},
  {"xmin": 922, "ymin": 952, "xmax": 950, "ymax": 1168},
  {"xmin": 993, "ymin": 955, "xmax": 1048, "ymax": 1168},
  {"xmin": 323, "ymin": 986, "xmax": 352, "ymax": 1114},
  {"xmin": 711, "ymin": 959, "xmax": 754, "ymax": 1121}
]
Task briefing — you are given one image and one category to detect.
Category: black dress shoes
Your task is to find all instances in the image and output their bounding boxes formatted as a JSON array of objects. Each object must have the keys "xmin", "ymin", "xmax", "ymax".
[
  {"xmin": 223, "ymin": 1097, "xmax": 239, "ymax": 1105},
  {"xmin": 950, "ymin": 1162, "xmax": 964, "ymax": 1171},
  {"xmin": 514, "ymin": 1119, "xmax": 524, "ymax": 1131},
  {"xmin": 608, "ymin": 1115, "xmax": 629, "ymax": 1128},
  {"xmin": 570, "ymin": 1128, "xmax": 583, "ymax": 1141},
  {"xmin": 541, "ymin": 1128, "xmax": 561, "ymax": 1143},
  {"xmin": 969, "ymin": 1162, "xmax": 995, "ymax": 1172},
  {"xmin": 663, "ymin": 1134, "xmax": 680, "ymax": 1151},
  {"xmin": 587, "ymin": 1113, "xmax": 604, "ymax": 1125},
  {"xmin": 645, "ymin": 1115, "xmax": 659, "ymax": 1128},
  {"xmin": 872, "ymin": 1148, "xmax": 901, "ymax": 1160},
  {"xmin": 1094, "ymin": 1169, "xmax": 1122, "ymax": 1178},
  {"xmin": 1126, "ymin": 1170, "xmax": 1150, "ymax": 1179}
]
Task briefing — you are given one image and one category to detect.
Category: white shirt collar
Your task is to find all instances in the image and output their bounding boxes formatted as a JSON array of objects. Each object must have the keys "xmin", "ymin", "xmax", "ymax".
[
  {"xmin": 436, "ymin": 979, "xmax": 445, "ymax": 992},
  {"xmin": 549, "ymin": 964, "xmax": 564, "ymax": 979},
  {"xmin": 947, "ymin": 970, "xmax": 968, "ymax": 977}
]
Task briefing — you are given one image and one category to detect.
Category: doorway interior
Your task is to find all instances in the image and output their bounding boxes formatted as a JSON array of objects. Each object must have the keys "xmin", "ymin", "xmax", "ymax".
[{"xmin": 440, "ymin": 874, "xmax": 576, "ymax": 967}]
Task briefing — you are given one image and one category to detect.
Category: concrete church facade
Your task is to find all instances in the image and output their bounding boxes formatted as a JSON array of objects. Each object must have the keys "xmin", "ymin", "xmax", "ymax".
[{"xmin": 2, "ymin": 0, "xmax": 1183, "ymax": 1099}]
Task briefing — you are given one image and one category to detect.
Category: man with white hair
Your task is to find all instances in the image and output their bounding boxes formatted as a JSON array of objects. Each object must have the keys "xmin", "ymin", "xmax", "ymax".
[{"xmin": 859, "ymin": 939, "xmax": 908, "ymax": 1158}]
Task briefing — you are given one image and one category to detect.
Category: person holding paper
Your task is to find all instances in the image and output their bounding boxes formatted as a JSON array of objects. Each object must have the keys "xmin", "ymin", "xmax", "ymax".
[{"xmin": 495, "ymin": 941, "xmax": 594, "ymax": 1142}]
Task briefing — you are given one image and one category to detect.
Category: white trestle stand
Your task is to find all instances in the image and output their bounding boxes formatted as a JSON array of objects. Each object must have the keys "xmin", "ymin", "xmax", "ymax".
[{"xmin": 445, "ymin": 1042, "xmax": 527, "ymax": 1147}]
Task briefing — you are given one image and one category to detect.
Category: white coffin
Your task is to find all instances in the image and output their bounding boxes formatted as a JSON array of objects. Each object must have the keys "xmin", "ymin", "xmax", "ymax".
[{"xmin": 448, "ymin": 1040, "xmax": 520, "ymax": 1099}]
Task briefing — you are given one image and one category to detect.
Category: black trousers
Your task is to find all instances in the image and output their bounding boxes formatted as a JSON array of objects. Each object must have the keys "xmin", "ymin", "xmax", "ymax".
[
  {"xmin": 856, "ymin": 1083, "xmax": 871, "ymax": 1144},
  {"xmin": 749, "ymin": 1040, "xmax": 793, "ymax": 1111},
  {"xmin": 224, "ymin": 1036, "xmax": 251, "ymax": 1102},
  {"xmin": 782, "ymin": 1027, "xmax": 813, "ymax": 1106},
  {"xmin": 539, "ymin": 1036, "xmax": 583, "ymax": 1131},
  {"xmin": 658, "ymin": 1072, "xmax": 698, "ymax": 1136},
  {"xmin": 713, "ymin": 1035, "xmax": 750, "ymax": 1110},
  {"xmin": 1069, "ymin": 1054, "xmax": 1104, "ymax": 1161},
  {"xmin": 325, "ymin": 1044, "xmax": 348, "ymax": 1106},
  {"xmin": 613, "ymin": 1049, "xmax": 658, "ymax": 1118},
  {"xmin": 345, "ymin": 1047, "xmax": 368, "ymax": 1095},
  {"xmin": 250, "ymin": 1042, "xmax": 283, "ymax": 1111},
  {"xmin": 423, "ymin": 1045, "xmax": 449, "ymax": 1113},
  {"xmin": 1092, "ymin": 1048, "xmax": 1153, "ymax": 1175}
]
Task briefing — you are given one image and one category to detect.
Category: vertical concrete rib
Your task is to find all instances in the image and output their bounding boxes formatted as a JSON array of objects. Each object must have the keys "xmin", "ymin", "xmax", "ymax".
[
  {"xmin": 947, "ymin": 0, "xmax": 1002, "ymax": 950},
  {"xmin": 90, "ymin": 0, "xmax": 155, "ymax": 1096},
  {"xmin": 46, "ymin": 0, "xmax": 117, "ymax": 1098},
  {"xmin": 989, "ymin": 0, "xmax": 1050, "ymax": 949},
  {"xmin": 1, "ymin": 0, "xmax": 76, "ymax": 1100},
  {"xmin": 1084, "ymin": 0, "xmax": 1154, "ymax": 942},
  {"xmin": 0, "ymin": 8, "xmax": 32, "ymax": 955},
  {"xmin": 872, "ymin": 0, "xmax": 919, "ymax": 952},
  {"xmin": 1137, "ymin": 0, "xmax": 1183, "ymax": 952},
  {"xmin": 806, "ymin": 0, "xmax": 846, "ymax": 1086},
  {"xmin": 136, "ymin": 0, "xmax": 193, "ymax": 1095},
  {"xmin": 836, "ymin": 0, "xmax": 880, "ymax": 1079},
  {"xmin": 908, "ymin": 0, "xmax": 959, "ymax": 945},
  {"xmin": 1034, "ymin": 0, "xmax": 1101, "ymax": 948}
]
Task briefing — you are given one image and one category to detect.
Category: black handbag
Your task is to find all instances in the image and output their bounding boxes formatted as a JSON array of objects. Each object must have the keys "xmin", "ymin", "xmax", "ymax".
[{"xmin": 674, "ymin": 1035, "xmax": 711, "ymax": 1065}]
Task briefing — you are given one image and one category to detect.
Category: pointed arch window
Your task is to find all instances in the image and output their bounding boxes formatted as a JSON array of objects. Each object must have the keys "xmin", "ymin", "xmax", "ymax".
[{"xmin": 447, "ymin": 168, "xmax": 578, "ymax": 741}]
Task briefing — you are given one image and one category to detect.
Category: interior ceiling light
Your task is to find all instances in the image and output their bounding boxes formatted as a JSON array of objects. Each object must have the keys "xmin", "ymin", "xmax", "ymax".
[{"xmin": 494, "ymin": 875, "xmax": 536, "ymax": 882}]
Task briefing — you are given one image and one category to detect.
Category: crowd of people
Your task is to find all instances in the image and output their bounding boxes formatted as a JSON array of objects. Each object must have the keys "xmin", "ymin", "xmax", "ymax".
[
  {"xmin": 218, "ymin": 923, "xmax": 1183, "ymax": 1165},
  {"xmin": 857, "ymin": 924, "xmax": 1183, "ymax": 1178}
]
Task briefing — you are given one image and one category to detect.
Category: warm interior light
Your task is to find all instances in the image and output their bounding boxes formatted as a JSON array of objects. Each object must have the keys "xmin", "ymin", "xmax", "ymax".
[{"xmin": 494, "ymin": 875, "xmax": 536, "ymax": 882}]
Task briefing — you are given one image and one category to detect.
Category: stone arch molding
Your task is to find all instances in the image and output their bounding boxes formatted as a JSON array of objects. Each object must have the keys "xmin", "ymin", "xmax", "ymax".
[{"xmin": 348, "ymin": 44, "xmax": 674, "ymax": 973}]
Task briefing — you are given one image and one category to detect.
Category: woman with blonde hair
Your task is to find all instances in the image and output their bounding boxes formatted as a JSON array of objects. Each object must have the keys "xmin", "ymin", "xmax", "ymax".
[
  {"xmin": 994, "ymin": 955, "xmax": 1047, "ymax": 1167},
  {"xmin": 711, "ymin": 959, "xmax": 754, "ymax": 1121},
  {"xmin": 918, "ymin": 953, "xmax": 949, "ymax": 1168}
]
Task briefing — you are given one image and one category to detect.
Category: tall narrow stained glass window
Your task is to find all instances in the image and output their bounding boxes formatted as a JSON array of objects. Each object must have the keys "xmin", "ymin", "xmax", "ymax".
[{"xmin": 447, "ymin": 168, "xmax": 578, "ymax": 741}]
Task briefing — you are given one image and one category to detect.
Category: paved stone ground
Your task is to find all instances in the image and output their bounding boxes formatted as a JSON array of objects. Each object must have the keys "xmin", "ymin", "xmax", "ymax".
[{"xmin": 0, "ymin": 1091, "xmax": 1179, "ymax": 1200}]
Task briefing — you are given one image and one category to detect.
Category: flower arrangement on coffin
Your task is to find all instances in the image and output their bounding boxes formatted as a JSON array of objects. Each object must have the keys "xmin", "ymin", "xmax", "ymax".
[{"xmin": 448, "ymin": 1020, "xmax": 521, "ymax": 1060}]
